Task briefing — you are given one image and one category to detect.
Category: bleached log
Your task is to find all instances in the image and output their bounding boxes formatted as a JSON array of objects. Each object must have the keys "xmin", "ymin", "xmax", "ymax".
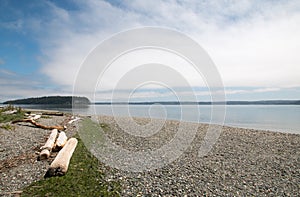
[
  {"xmin": 39, "ymin": 129, "xmax": 58, "ymax": 160},
  {"xmin": 41, "ymin": 129, "xmax": 58, "ymax": 150},
  {"xmin": 54, "ymin": 131, "xmax": 68, "ymax": 151},
  {"xmin": 45, "ymin": 138, "xmax": 78, "ymax": 177},
  {"xmin": 40, "ymin": 149, "xmax": 51, "ymax": 160},
  {"xmin": 30, "ymin": 114, "xmax": 41, "ymax": 120},
  {"xmin": 12, "ymin": 119, "xmax": 66, "ymax": 130},
  {"xmin": 68, "ymin": 117, "xmax": 81, "ymax": 124},
  {"xmin": 2, "ymin": 110, "xmax": 17, "ymax": 115}
]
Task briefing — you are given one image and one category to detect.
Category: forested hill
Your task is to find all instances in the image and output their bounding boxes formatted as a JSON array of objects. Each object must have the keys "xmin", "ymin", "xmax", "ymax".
[{"xmin": 3, "ymin": 96, "xmax": 90, "ymax": 105}]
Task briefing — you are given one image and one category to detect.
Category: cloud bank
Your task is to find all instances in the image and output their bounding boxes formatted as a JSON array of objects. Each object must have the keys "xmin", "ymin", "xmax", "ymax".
[
  {"xmin": 1, "ymin": 0, "xmax": 300, "ymax": 101},
  {"xmin": 39, "ymin": 0, "xmax": 300, "ymax": 88}
]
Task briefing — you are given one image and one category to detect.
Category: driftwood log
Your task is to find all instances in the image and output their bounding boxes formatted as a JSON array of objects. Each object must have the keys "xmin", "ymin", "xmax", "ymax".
[
  {"xmin": 12, "ymin": 119, "xmax": 66, "ymax": 130},
  {"xmin": 31, "ymin": 114, "xmax": 41, "ymax": 120},
  {"xmin": 41, "ymin": 111, "xmax": 64, "ymax": 116},
  {"xmin": 40, "ymin": 129, "xmax": 58, "ymax": 160},
  {"xmin": 45, "ymin": 138, "xmax": 78, "ymax": 177},
  {"xmin": 26, "ymin": 113, "xmax": 42, "ymax": 120},
  {"xmin": 2, "ymin": 110, "xmax": 17, "ymax": 115},
  {"xmin": 53, "ymin": 131, "xmax": 68, "ymax": 151},
  {"xmin": 68, "ymin": 117, "xmax": 81, "ymax": 124}
]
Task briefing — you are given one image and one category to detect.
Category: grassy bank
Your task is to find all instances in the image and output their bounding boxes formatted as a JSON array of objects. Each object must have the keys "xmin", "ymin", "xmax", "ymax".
[
  {"xmin": 0, "ymin": 105, "xmax": 25, "ymax": 123},
  {"xmin": 22, "ymin": 119, "xmax": 120, "ymax": 196}
]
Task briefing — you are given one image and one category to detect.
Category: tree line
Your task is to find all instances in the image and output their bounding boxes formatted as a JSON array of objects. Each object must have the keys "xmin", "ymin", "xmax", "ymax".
[{"xmin": 4, "ymin": 96, "xmax": 90, "ymax": 105}]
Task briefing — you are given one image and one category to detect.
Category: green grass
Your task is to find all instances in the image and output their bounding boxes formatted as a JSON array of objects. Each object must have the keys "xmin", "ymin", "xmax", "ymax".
[
  {"xmin": 22, "ymin": 119, "xmax": 121, "ymax": 197},
  {"xmin": 100, "ymin": 123, "xmax": 110, "ymax": 130},
  {"xmin": 0, "ymin": 123, "xmax": 15, "ymax": 130},
  {"xmin": 0, "ymin": 105, "xmax": 25, "ymax": 123},
  {"xmin": 77, "ymin": 119, "xmax": 108, "ymax": 150}
]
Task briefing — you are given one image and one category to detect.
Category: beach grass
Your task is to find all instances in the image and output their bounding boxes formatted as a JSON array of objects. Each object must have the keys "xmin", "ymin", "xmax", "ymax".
[
  {"xmin": 0, "ymin": 123, "xmax": 15, "ymax": 130},
  {"xmin": 0, "ymin": 105, "xmax": 25, "ymax": 123},
  {"xmin": 22, "ymin": 123, "xmax": 121, "ymax": 196}
]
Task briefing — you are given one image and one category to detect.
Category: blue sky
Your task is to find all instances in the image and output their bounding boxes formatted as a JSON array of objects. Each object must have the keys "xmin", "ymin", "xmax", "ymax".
[{"xmin": 0, "ymin": 0, "xmax": 300, "ymax": 102}]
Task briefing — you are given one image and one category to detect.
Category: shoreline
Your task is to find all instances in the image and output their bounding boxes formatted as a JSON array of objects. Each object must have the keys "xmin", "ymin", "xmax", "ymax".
[
  {"xmin": 92, "ymin": 114, "xmax": 300, "ymax": 135},
  {"xmin": 6, "ymin": 104, "xmax": 299, "ymax": 134},
  {"xmin": 1, "ymin": 111, "xmax": 299, "ymax": 196},
  {"xmin": 92, "ymin": 115, "xmax": 300, "ymax": 196},
  {"xmin": 1, "ymin": 105, "xmax": 300, "ymax": 134}
]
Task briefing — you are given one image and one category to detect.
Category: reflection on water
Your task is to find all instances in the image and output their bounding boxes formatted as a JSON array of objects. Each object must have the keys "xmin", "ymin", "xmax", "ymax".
[{"xmin": 12, "ymin": 104, "xmax": 300, "ymax": 134}]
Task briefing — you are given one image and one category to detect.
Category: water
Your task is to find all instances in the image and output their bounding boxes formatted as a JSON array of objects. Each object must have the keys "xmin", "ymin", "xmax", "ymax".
[{"xmin": 6, "ymin": 104, "xmax": 300, "ymax": 134}]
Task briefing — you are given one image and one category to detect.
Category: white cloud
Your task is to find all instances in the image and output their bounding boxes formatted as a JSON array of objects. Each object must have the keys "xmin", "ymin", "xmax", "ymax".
[
  {"xmin": 9, "ymin": 0, "xmax": 299, "ymax": 101},
  {"xmin": 224, "ymin": 87, "xmax": 281, "ymax": 95},
  {"xmin": 0, "ymin": 69, "xmax": 69, "ymax": 102},
  {"xmin": 36, "ymin": 1, "xmax": 299, "ymax": 87},
  {"xmin": 36, "ymin": 0, "xmax": 142, "ymax": 87},
  {"xmin": 92, "ymin": 86, "xmax": 286, "ymax": 102},
  {"xmin": 199, "ymin": 9, "xmax": 300, "ymax": 87},
  {"xmin": 96, "ymin": 48, "xmax": 206, "ymax": 91}
]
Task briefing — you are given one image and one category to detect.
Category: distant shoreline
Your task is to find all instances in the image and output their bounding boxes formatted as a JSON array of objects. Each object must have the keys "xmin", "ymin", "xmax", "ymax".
[
  {"xmin": 2, "ymin": 101, "xmax": 300, "ymax": 106},
  {"xmin": 1, "ymin": 103, "xmax": 299, "ymax": 134},
  {"xmin": 2, "ymin": 97, "xmax": 299, "ymax": 105},
  {"xmin": 93, "ymin": 100, "xmax": 300, "ymax": 105}
]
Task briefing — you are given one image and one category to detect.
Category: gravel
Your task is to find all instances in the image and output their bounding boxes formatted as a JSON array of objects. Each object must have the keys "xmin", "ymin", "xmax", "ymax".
[
  {"xmin": 0, "ymin": 114, "xmax": 76, "ymax": 196},
  {"xmin": 95, "ymin": 116, "xmax": 300, "ymax": 196},
  {"xmin": 1, "ymin": 114, "xmax": 299, "ymax": 196}
]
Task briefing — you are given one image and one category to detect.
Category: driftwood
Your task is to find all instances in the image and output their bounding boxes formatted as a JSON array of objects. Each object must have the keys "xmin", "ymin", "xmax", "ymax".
[
  {"xmin": 39, "ymin": 149, "xmax": 50, "ymax": 160},
  {"xmin": 53, "ymin": 131, "xmax": 68, "ymax": 151},
  {"xmin": 45, "ymin": 138, "xmax": 78, "ymax": 177},
  {"xmin": 29, "ymin": 114, "xmax": 41, "ymax": 120},
  {"xmin": 68, "ymin": 117, "xmax": 81, "ymax": 124},
  {"xmin": 40, "ymin": 129, "xmax": 58, "ymax": 160},
  {"xmin": 2, "ymin": 110, "xmax": 17, "ymax": 115},
  {"xmin": 41, "ymin": 111, "xmax": 64, "ymax": 116},
  {"xmin": 12, "ymin": 119, "xmax": 66, "ymax": 130}
]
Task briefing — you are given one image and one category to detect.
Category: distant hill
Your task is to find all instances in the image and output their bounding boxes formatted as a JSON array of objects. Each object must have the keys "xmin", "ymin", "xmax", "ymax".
[{"xmin": 4, "ymin": 96, "xmax": 90, "ymax": 105}]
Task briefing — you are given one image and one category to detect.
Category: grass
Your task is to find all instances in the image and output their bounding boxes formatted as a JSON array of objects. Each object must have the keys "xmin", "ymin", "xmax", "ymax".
[
  {"xmin": 77, "ymin": 119, "xmax": 108, "ymax": 151},
  {"xmin": 0, "ymin": 105, "xmax": 25, "ymax": 123},
  {"xmin": 0, "ymin": 123, "xmax": 15, "ymax": 130},
  {"xmin": 22, "ymin": 118, "xmax": 121, "ymax": 197}
]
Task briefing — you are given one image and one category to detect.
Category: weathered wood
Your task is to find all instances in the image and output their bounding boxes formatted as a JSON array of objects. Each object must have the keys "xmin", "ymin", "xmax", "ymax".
[
  {"xmin": 29, "ymin": 114, "xmax": 41, "ymax": 120},
  {"xmin": 2, "ymin": 110, "xmax": 17, "ymax": 115},
  {"xmin": 45, "ymin": 138, "xmax": 78, "ymax": 177},
  {"xmin": 68, "ymin": 117, "xmax": 81, "ymax": 124},
  {"xmin": 40, "ymin": 149, "xmax": 51, "ymax": 160},
  {"xmin": 12, "ymin": 119, "xmax": 66, "ymax": 130},
  {"xmin": 39, "ymin": 129, "xmax": 58, "ymax": 160},
  {"xmin": 41, "ymin": 111, "xmax": 64, "ymax": 116},
  {"xmin": 54, "ymin": 131, "xmax": 68, "ymax": 151}
]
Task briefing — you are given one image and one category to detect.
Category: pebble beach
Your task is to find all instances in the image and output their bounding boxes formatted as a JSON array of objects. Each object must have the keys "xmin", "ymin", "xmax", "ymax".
[
  {"xmin": 97, "ymin": 116, "xmax": 300, "ymax": 196},
  {"xmin": 0, "ymin": 114, "xmax": 299, "ymax": 196},
  {"xmin": 0, "ymin": 114, "xmax": 77, "ymax": 196}
]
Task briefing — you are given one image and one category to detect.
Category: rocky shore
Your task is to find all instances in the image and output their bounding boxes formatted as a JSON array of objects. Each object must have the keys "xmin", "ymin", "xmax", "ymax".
[
  {"xmin": 1, "ymin": 114, "xmax": 299, "ymax": 196},
  {"xmin": 96, "ymin": 116, "xmax": 300, "ymax": 196},
  {"xmin": 0, "ymin": 113, "xmax": 76, "ymax": 196}
]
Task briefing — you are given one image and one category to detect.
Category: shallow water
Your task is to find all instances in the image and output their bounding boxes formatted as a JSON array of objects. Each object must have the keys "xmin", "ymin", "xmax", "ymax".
[{"xmin": 8, "ymin": 104, "xmax": 300, "ymax": 134}]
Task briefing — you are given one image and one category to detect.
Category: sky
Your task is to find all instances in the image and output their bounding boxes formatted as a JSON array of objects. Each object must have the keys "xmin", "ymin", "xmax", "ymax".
[{"xmin": 0, "ymin": 0, "xmax": 300, "ymax": 102}]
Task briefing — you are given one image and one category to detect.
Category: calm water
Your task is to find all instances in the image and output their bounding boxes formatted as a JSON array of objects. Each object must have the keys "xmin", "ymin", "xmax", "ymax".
[{"xmin": 8, "ymin": 104, "xmax": 300, "ymax": 134}]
